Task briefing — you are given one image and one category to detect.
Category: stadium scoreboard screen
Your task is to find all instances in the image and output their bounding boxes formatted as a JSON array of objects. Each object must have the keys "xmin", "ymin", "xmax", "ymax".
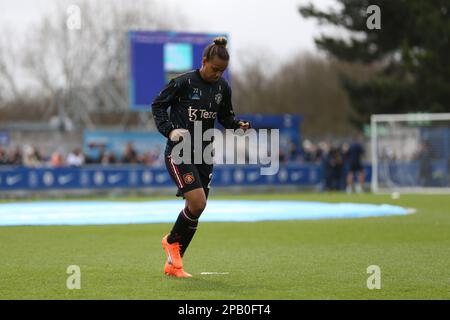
[{"xmin": 129, "ymin": 31, "xmax": 229, "ymax": 111}]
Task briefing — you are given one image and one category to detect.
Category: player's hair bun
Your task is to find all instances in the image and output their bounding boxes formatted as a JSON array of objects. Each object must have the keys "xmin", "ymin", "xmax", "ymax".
[
  {"xmin": 203, "ymin": 36, "xmax": 229, "ymax": 61},
  {"xmin": 213, "ymin": 37, "xmax": 227, "ymax": 47}
]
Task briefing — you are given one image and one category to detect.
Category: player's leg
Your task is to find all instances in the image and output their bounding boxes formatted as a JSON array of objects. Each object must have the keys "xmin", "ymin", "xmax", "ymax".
[
  {"xmin": 162, "ymin": 190, "xmax": 204, "ymax": 277},
  {"xmin": 179, "ymin": 165, "xmax": 212, "ymax": 256},
  {"xmin": 165, "ymin": 159, "xmax": 205, "ymax": 246},
  {"xmin": 346, "ymin": 170, "xmax": 354, "ymax": 193},
  {"xmin": 162, "ymin": 155, "xmax": 204, "ymax": 277},
  {"xmin": 356, "ymin": 167, "xmax": 365, "ymax": 193},
  {"xmin": 176, "ymin": 188, "xmax": 206, "ymax": 256}
]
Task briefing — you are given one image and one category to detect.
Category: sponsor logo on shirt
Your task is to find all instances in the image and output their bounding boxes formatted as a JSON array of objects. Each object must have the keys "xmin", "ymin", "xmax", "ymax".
[{"xmin": 188, "ymin": 106, "xmax": 217, "ymax": 122}]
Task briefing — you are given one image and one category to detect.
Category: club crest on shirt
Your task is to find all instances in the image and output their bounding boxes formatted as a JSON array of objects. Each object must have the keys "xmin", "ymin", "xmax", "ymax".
[
  {"xmin": 214, "ymin": 93, "xmax": 222, "ymax": 105},
  {"xmin": 183, "ymin": 173, "xmax": 195, "ymax": 184}
]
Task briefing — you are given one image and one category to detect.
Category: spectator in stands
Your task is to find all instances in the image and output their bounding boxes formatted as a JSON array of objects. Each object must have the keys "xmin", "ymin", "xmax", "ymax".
[
  {"xmin": 322, "ymin": 151, "xmax": 332, "ymax": 191},
  {"xmin": 93, "ymin": 145, "xmax": 107, "ymax": 164},
  {"xmin": 150, "ymin": 146, "xmax": 164, "ymax": 167},
  {"xmin": 279, "ymin": 149, "xmax": 287, "ymax": 164},
  {"xmin": 322, "ymin": 143, "xmax": 344, "ymax": 191},
  {"xmin": 317, "ymin": 141, "xmax": 330, "ymax": 164},
  {"xmin": 302, "ymin": 139, "xmax": 318, "ymax": 162},
  {"xmin": 7, "ymin": 146, "xmax": 23, "ymax": 165},
  {"xmin": 331, "ymin": 146, "xmax": 345, "ymax": 190},
  {"xmin": 122, "ymin": 142, "xmax": 139, "ymax": 164},
  {"xmin": 67, "ymin": 148, "xmax": 85, "ymax": 167},
  {"xmin": 288, "ymin": 141, "xmax": 301, "ymax": 162},
  {"xmin": 139, "ymin": 147, "xmax": 164, "ymax": 166},
  {"xmin": 147, "ymin": 146, "xmax": 163, "ymax": 167},
  {"xmin": 23, "ymin": 145, "xmax": 42, "ymax": 167},
  {"xmin": 101, "ymin": 151, "xmax": 117, "ymax": 165},
  {"xmin": 50, "ymin": 150, "xmax": 64, "ymax": 167},
  {"xmin": 417, "ymin": 141, "xmax": 433, "ymax": 186},
  {"xmin": 140, "ymin": 152, "xmax": 153, "ymax": 165},
  {"xmin": 0, "ymin": 146, "xmax": 7, "ymax": 165},
  {"xmin": 344, "ymin": 135, "xmax": 365, "ymax": 193}
]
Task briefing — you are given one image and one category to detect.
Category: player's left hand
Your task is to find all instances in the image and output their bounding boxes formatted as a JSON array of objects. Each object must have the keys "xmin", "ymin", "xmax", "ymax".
[{"xmin": 238, "ymin": 121, "xmax": 250, "ymax": 132}]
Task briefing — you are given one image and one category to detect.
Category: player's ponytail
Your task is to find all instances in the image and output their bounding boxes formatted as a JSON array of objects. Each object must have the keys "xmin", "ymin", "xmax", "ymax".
[{"xmin": 203, "ymin": 36, "xmax": 229, "ymax": 61}]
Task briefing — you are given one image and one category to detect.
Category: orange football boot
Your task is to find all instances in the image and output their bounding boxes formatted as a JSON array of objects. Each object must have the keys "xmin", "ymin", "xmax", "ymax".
[
  {"xmin": 164, "ymin": 261, "xmax": 192, "ymax": 278},
  {"xmin": 162, "ymin": 234, "xmax": 183, "ymax": 269}
]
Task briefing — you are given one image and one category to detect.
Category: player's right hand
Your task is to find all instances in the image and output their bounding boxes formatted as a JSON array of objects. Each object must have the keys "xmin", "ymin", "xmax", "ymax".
[{"xmin": 169, "ymin": 129, "xmax": 189, "ymax": 142}]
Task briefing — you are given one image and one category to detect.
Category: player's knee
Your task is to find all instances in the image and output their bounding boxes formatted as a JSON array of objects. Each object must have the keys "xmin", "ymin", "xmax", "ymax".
[{"xmin": 188, "ymin": 198, "xmax": 206, "ymax": 217}]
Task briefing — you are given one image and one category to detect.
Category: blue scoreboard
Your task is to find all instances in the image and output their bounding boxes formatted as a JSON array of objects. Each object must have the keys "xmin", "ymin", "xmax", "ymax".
[{"xmin": 128, "ymin": 31, "xmax": 229, "ymax": 111}]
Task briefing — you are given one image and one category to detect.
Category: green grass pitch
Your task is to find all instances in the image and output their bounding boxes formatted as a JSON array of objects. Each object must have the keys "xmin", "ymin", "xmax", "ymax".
[{"xmin": 0, "ymin": 193, "xmax": 449, "ymax": 299}]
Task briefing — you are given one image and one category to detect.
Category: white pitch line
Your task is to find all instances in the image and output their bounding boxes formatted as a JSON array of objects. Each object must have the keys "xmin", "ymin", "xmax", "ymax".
[{"xmin": 200, "ymin": 272, "xmax": 229, "ymax": 275}]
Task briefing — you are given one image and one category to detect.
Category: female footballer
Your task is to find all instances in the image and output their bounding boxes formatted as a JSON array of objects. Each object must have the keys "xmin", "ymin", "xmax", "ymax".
[{"xmin": 152, "ymin": 37, "xmax": 250, "ymax": 277}]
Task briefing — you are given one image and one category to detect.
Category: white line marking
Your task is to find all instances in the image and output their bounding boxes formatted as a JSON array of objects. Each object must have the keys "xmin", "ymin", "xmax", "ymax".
[{"xmin": 200, "ymin": 272, "xmax": 229, "ymax": 275}]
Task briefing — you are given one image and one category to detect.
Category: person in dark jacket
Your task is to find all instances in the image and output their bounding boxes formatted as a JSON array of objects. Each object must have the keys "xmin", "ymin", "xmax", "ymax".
[{"xmin": 345, "ymin": 136, "xmax": 365, "ymax": 193}]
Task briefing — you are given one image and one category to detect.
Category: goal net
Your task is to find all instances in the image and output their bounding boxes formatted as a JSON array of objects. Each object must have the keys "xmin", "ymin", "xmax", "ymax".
[{"xmin": 371, "ymin": 113, "xmax": 450, "ymax": 193}]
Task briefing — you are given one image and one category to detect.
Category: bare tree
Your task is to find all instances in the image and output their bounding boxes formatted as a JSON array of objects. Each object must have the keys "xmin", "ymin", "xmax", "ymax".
[
  {"xmin": 4, "ymin": 0, "xmax": 186, "ymax": 129},
  {"xmin": 0, "ymin": 27, "xmax": 22, "ymax": 104},
  {"xmin": 233, "ymin": 52, "xmax": 377, "ymax": 138}
]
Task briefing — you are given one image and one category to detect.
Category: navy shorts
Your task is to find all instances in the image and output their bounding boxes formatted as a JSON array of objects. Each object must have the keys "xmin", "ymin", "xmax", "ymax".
[
  {"xmin": 165, "ymin": 154, "xmax": 213, "ymax": 199},
  {"xmin": 349, "ymin": 162, "xmax": 363, "ymax": 173}
]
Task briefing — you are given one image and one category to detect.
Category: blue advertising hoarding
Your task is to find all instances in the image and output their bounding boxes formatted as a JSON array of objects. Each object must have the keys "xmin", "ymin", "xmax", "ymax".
[
  {"xmin": 0, "ymin": 164, "xmax": 330, "ymax": 191},
  {"xmin": 0, "ymin": 164, "xmax": 372, "ymax": 191}
]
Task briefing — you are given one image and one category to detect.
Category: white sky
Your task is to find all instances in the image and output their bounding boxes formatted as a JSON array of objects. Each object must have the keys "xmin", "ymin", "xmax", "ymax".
[
  {"xmin": 0, "ymin": 0, "xmax": 342, "ymax": 77},
  {"xmin": 163, "ymin": 0, "xmax": 341, "ymax": 68}
]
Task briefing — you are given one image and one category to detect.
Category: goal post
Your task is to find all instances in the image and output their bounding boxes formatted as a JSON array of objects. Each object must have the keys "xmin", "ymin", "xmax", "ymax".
[{"xmin": 371, "ymin": 113, "xmax": 450, "ymax": 193}]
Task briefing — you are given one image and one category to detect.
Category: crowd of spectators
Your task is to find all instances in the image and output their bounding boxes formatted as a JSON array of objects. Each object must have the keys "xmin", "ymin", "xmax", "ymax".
[
  {"xmin": 86, "ymin": 143, "xmax": 162, "ymax": 166},
  {"xmin": 3, "ymin": 134, "xmax": 445, "ymax": 191},
  {"xmin": 1, "ymin": 137, "xmax": 369, "ymax": 191},
  {"xmin": 2, "ymin": 137, "xmax": 369, "ymax": 191},
  {"xmin": 0, "ymin": 143, "xmax": 163, "ymax": 168},
  {"xmin": 1, "ymin": 139, "xmax": 366, "ymax": 166},
  {"xmin": 278, "ymin": 137, "xmax": 367, "ymax": 192}
]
